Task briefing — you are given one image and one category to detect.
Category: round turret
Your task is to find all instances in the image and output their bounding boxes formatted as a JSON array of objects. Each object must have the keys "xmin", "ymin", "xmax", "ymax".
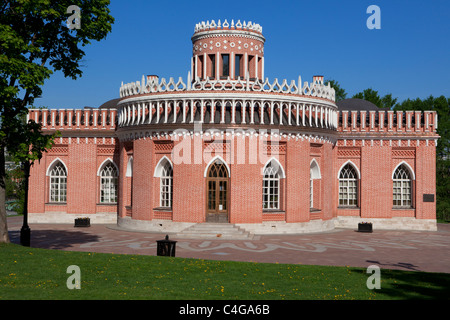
[{"xmin": 191, "ymin": 19, "xmax": 265, "ymax": 81}]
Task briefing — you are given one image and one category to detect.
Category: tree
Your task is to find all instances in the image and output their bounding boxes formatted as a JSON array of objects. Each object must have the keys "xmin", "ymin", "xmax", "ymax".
[
  {"xmin": 352, "ymin": 88, "xmax": 397, "ymax": 109},
  {"xmin": 0, "ymin": 1, "xmax": 114, "ymax": 243},
  {"xmin": 326, "ymin": 79, "xmax": 347, "ymax": 102}
]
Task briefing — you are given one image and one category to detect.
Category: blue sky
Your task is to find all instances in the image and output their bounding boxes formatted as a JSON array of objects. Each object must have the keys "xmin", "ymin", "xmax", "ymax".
[{"xmin": 35, "ymin": 0, "xmax": 450, "ymax": 108}]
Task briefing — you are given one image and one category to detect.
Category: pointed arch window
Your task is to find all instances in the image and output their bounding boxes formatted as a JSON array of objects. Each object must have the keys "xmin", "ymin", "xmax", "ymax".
[
  {"xmin": 49, "ymin": 162, "xmax": 67, "ymax": 203},
  {"xmin": 100, "ymin": 162, "xmax": 118, "ymax": 203},
  {"xmin": 263, "ymin": 160, "xmax": 284, "ymax": 210},
  {"xmin": 310, "ymin": 159, "xmax": 321, "ymax": 209},
  {"xmin": 338, "ymin": 163, "xmax": 358, "ymax": 207},
  {"xmin": 155, "ymin": 157, "xmax": 173, "ymax": 209},
  {"xmin": 393, "ymin": 164, "xmax": 413, "ymax": 207},
  {"xmin": 160, "ymin": 162, "xmax": 173, "ymax": 208}
]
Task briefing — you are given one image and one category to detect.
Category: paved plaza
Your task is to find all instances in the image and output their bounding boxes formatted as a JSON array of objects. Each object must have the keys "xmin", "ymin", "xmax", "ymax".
[{"xmin": 7, "ymin": 216, "xmax": 450, "ymax": 273}]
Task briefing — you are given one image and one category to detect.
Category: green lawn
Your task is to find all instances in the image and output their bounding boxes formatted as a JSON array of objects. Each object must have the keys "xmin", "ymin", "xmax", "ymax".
[{"xmin": 0, "ymin": 243, "xmax": 449, "ymax": 300}]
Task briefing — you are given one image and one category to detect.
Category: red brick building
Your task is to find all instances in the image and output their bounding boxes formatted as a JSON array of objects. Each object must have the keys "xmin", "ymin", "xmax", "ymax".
[{"xmin": 27, "ymin": 20, "xmax": 439, "ymax": 234}]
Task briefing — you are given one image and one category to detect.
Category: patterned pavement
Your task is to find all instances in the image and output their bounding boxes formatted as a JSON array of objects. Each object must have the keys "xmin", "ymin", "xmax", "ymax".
[{"xmin": 7, "ymin": 216, "xmax": 450, "ymax": 273}]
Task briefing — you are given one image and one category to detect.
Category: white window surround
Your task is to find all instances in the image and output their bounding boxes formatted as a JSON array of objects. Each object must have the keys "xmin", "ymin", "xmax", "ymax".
[
  {"xmin": 154, "ymin": 156, "xmax": 173, "ymax": 208},
  {"xmin": 310, "ymin": 158, "xmax": 321, "ymax": 209},
  {"xmin": 393, "ymin": 163, "xmax": 413, "ymax": 207},
  {"xmin": 203, "ymin": 155, "xmax": 231, "ymax": 178},
  {"xmin": 261, "ymin": 157, "xmax": 285, "ymax": 178},
  {"xmin": 97, "ymin": 158, "xmax": 119, "ymax": 176},
  {"xmin": 126, "ymin": 156, "xmax": 133, "ymax": 177},
  {"xmin": 392, "ymin": 161, "xmax": 415, "ymax": 180},
  {"xmin": 48, "ymin": 161, "xmax": 67, "ymax": 203},
  {"xmin": 336, "ymin": 160, "xmax": 361, "ymax": 179},
  {"xmin": 46, "ymin": 158, "xmax": 68, "ymax": 176},
  {"xmin": 99, "ymin": 162, "xmax": 118, "ymax": 204},
  {"xmin": 338, "ymin": 162, "xmax": 359, "ymax": 207},
  {"xmin": 154, "ymin": 156, "xmax": 173, "ymax": 177},
  {"xmin": 310, "ymin": 158, "xmax": 321, "ymax": 179},
  {"xmin": 263, "ymin": 161, "xmax": 281, "ymax": 210}
]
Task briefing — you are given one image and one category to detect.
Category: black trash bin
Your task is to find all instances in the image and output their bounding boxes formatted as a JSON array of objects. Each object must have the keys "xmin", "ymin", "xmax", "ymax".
[{"xmin": 156, "ymin": 235, "xmax": 177, "ymax": 257}]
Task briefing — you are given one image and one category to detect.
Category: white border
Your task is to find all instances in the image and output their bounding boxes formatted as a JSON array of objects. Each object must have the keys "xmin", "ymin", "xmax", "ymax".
[
  {"xmin": 97, "ymin": 158, "xmax": 119, "ymax": 176},
  {"xmin": 203, "ymin": 155, "xmax": 231, "ymax": 178},
  {"xmin": 337, "ymin": 160, "xmax": 361, "ymax": 179},
  {"xmin": 46, "ymin": 158, "xmax": 68, "ymax": 176},
  {"xmin": 154, "ymin": 155, "xmax": 173, "ymax": 177},
  {"xmin": 392, "ymin": 161, "xmax": 416, "ymax": 180}
]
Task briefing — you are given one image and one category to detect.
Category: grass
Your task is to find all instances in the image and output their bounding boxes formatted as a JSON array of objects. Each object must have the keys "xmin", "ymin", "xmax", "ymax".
[{"xmin": 1, "ymin": 242, "xmax": 449, "ymax": 300}]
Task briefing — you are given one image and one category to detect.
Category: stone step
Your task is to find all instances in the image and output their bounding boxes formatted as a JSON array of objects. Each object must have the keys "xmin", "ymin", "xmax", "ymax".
[{"xmin": 175, "ymin": 223, "xmax": 254, "ymax": 240}]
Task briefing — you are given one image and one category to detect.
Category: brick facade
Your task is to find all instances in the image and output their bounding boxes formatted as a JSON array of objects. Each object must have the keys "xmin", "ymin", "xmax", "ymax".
[{"xmin": 26, "ymin": 20, "xmax": 439, "ymax": 232}]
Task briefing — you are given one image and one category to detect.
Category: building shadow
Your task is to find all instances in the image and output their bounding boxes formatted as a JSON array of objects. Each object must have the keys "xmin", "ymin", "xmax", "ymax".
[{"xmin": 9, "ymin": 229, "xmax": 100, "ymax": 251}]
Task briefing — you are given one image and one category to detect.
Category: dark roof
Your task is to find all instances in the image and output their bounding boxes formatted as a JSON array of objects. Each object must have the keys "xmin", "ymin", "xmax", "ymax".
[
  {"xmin": 336, "ymin": 98, "xmax": 384, "ymax": 111},
  {"xmin": 98, "ymin": 98, "xmax": 120, "ymax": 109}
]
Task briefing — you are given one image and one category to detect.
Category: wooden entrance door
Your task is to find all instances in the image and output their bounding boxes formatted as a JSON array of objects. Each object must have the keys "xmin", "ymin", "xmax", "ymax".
[{"xmin": 206, "ymin": 160, "xmax": 229, "ymax": 223}]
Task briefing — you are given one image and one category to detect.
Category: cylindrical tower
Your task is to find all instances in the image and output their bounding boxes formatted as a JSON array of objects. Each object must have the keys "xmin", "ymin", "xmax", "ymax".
[
  {"xmin": 191, "ymin": 19, "xmax": 265, "ymax": 81},
  {"xmin": 116, "ymin": 19, "xmax": 339, "ymax": 232}
]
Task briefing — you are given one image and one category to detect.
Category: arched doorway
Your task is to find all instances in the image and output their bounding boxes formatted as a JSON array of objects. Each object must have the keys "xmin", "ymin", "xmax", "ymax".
[{"xmin": 206, "ymin": 159, "xmax": 229, "ymax": 222}]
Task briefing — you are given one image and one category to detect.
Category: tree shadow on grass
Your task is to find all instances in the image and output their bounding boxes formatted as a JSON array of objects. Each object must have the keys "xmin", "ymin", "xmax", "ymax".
[
  {"xmin": 381, "ymin": 269, "xmax": 450, "ymax": 300},
  {"xmin": 9, "ymin": 229, "xmax": 100, "ymax": 251},
  {"xmin": 365, "ymin": 260, "xmax": 450, "ymax": 300}
]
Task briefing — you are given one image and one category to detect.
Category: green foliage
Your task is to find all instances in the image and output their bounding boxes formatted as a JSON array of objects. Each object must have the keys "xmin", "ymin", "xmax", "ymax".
[
  {"xmin": 0, "ymin": 0, "xmax": 114, "ymax": 161},
  {"xmin": 0, "ymin": 1, "xmax": 114, "ymax": 242},
  {"xmin": 352, "ymin": 88, "xmax": 397, "ymax": 109},
  {"xmin": 326, "ymin": 79, "xmax": 347, "ymax": 101}
]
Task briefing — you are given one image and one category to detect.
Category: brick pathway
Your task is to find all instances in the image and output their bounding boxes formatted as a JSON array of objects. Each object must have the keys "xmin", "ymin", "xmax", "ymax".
[{"xmin": 7, "ymin": 216, "xmax": 450, "ymax": 273}]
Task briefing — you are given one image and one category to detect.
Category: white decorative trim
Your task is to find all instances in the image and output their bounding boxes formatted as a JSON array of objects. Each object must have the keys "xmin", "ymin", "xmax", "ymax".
[
  {"xmin": 126, "ymin": 156, "xmax": 133, "ymax": 177},
  {"xmin": 337, "ymin": 160, "xmax": 361, "ymax": 179},
  {"xmin": 97, "ymin": 158, "xmax": 119, "ymax": 176},
  {"xmin": 263, "ymin": 157, "xmax": 286, "ymax": 178},
  {"xmin": 203, "ymin": 155, "xmax": 231, "ymax": 178},
  {"xmin": 310, "ymin": 158, "xmax": 321, "ymax": 179},
  {"xmin": 392, "ymin": 161, "xmax": 416, "ymax": 180},
  {"xmin": 154, "ymin": 155, "xmax": 173, "ymax": 177},
  {"xmin": 46, "ymin": 158, "xmax": 68, "ymax": 176}
]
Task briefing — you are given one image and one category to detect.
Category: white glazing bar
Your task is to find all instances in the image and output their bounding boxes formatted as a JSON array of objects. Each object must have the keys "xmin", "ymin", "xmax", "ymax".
[
  {"xmin": 157, "ymin": 101, "xmax": 161, "ymax": 124},
  {"xmin": 165, "ymin": 101, "xmax": 169, "ymax": 123},
  {"xmin": 210, "ymin": 99, "xmax": 215, "ymax": 124},
  {"xmin": 309, "ymin": 105, "xmax": 312, "ymax": 127},
  {"xmin": 250, "ymin": 100, "xmax": 255, "ymax": 124},
  {"xmin": 242, "ymin": 101, "xmax": 246, "ymax": 124},
  {"xmin": 279, "ymin": 104, "xmax": 283, "ymax": 125},
  {"xmin": 270, "ymin": 102, "xmax": 274, "ymax": 124},
  {"xmin": 231, "ymin": 100, "xmax": 236, "ymax": 124},
  {"xmin": 173, "ymin": 101, "xmax": 177, "ymax": 123},
  {"xmin": 288, "ymin": 103, "xmax": 292, "ymax": 126},
  {"xmin": 190, "ymin": 99, "xmax": 195, "ymax": 123},
  {"xmin": 200, "ymin": 99, "xmax": 205, "ymax": 123},
  {"xmin": 302, "ymin": 104, "xmax": 305, "ymax": 126},
  {"xmin": 221, "ymin": 99, "xmax": 225, "ymax": 124}
]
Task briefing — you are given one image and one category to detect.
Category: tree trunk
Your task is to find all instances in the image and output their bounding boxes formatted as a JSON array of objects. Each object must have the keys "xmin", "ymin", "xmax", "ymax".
[{"xmin": 0, "ymin": 145, "xmax": 10, "ymax": 243}]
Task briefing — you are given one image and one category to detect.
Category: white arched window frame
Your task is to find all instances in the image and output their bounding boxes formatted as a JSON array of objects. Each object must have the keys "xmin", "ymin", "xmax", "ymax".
[
  {"xmin": 98, "ymin": 159, "xmax": 118, "ymax": 204},
  {"xmin": 203, "ymin": 155, "xmax": 231, "ymax": 178},
  {"xmin": 338, "ymin": 161, "xmax": 359, "ymax": 207},
  {"xmin": 47, "ymin": 159, "xmax": 68, "ymax": 203},
  {"xmin": 310, "ymin": 159, "xmax": 321, "ymax": 209},
  {"xmin": 392, "ymin": 162, "xmax": 415, "ymax": 207},
  {"xmin": 126, "ymin": 156, "xmax": 133, "ymax": 177},
  {"xmin": 154, "ymin": 156, "xmax": 173, "ymax": 208},
  {"xmin": 262, "ymin": 158, "xmax": 285, "ymax": 210}
]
